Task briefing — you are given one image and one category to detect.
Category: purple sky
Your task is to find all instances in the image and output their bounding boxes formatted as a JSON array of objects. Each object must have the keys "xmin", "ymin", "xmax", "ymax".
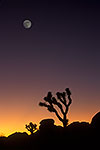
[{"xmin": 0, "ymin": 0, "xmax": 100, "ymax": 136}]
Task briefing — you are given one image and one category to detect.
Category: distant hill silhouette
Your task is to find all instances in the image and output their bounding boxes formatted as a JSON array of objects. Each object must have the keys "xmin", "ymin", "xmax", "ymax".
[
  {"xmin": 6, "ymin": 132, "xmax": 29, "ymax": 150},
  {"xmin": 0, "ymin": 112, "xmax": 100, "ymax": 149}
]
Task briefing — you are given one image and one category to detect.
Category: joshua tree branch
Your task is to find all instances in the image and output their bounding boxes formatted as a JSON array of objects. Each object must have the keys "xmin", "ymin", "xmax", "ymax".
[
  {"xmin": 39, "ymin": 88, "xmax": 72, "ymax": 128},
  {"xmin": 67, "ymin": 95, "xmax": 72, "ymax": 107},
  {"xmin": 53, "ymin": 101, "xmax": 64, "ymax": 114},
  {"xmin": 53, "ymin": 108, "xmax": 63, "ymax": 122},
  {"xmin": 56, "ymin": 92, "xmax": 65, "ymax": 105}
]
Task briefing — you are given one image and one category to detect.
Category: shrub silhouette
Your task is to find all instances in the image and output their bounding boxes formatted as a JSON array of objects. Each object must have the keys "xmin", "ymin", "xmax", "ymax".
[
  {"xmin": 25, "ymin": 122, "xmax": 37, "ymax": 135},
  {"xmin": 39, "ymin": 88, "xmax": 72, "ymax": 128}
]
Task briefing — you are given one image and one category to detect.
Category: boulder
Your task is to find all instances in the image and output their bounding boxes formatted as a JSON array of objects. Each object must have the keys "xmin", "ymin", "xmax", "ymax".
[{"xmin": 91, "ymin": 112, "xmax": 100, "ymax": 130}]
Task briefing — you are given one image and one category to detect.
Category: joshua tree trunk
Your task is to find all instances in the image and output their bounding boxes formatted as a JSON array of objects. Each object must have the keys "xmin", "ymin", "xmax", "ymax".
[{"xmin": 63, "ymin": 113, "xmax": 68, "ymax": 128}]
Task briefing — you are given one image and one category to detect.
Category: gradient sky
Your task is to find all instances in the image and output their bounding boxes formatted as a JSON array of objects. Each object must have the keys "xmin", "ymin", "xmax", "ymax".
[{"xmin": 0, "ymin": 0, "xmax": 100, "ymax": 136}]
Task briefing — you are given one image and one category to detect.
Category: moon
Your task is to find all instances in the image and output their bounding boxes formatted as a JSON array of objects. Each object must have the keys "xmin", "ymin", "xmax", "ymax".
[{"xmin": 23, "ymin": 20, "xmax": 32, "ymax": 29}]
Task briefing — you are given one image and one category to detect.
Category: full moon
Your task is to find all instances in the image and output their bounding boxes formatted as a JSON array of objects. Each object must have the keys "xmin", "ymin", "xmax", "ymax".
[{"xmin": 23, "ymin": 20, "xmax": 32, "ymax": 29}]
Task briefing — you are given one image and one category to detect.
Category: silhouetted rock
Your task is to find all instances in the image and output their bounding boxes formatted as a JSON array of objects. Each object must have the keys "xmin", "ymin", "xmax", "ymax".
[
  {"xmin": 7, "ymin": 132, "xmax": 29, "ymax": 150},
  {"xmin": 90, "ymin": 112, "xmax": 100, "ymax": 148},
  {"xmin": 91, "ymin": 112, "xmax": 100, "ymax": 130},
  {"xmin": 0, "ymin": 111, "xmax": 100, "ymax": 150},
  {"xmin": 39, "ymin": 118, "xmax": 55, "ymax": 130},
  {"xmin": 8, "ymin": 132, "xmax": 28, "ymax": 140},
  {"xmin": 0, "ymin": 136, "xmax": 6, "ymax": 149},
  {"xmin": 66, "ymin": 121, "xmax": 91, "ymax": 148},
  {"xmin": 67, "ymin": 121, "xmax": 90, "ymax": 132}
]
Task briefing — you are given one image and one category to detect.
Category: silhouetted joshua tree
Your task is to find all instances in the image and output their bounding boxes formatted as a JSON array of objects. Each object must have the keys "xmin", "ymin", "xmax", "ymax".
[
  {"xmin": 25, "ymin": 122, "xmax": 37, "ymax": 134},
  {"xmin": 39, "ymin": 88, "xmax": 72, "ymax": 128}
]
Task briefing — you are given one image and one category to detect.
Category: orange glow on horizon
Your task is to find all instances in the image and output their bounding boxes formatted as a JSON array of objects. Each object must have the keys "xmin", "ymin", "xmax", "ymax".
[
  {"xmin": 0, "ymin": 107, "xmax": 97, "ymax": 137},
  {"xmin": 0, "ymin": 90, "xmax": 99, "ymax": 137}
]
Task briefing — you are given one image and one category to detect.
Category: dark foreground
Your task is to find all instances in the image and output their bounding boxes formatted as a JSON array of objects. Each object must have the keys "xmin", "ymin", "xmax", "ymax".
[{"xmin": 0, "ymin": 112, "xmax": 100, "ymax": 150}]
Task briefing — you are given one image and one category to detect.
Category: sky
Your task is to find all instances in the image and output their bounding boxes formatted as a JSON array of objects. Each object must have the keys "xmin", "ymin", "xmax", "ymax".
[{"xmin": 0, "ymin": 0, "xmax": 100, "ymax": 136}]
